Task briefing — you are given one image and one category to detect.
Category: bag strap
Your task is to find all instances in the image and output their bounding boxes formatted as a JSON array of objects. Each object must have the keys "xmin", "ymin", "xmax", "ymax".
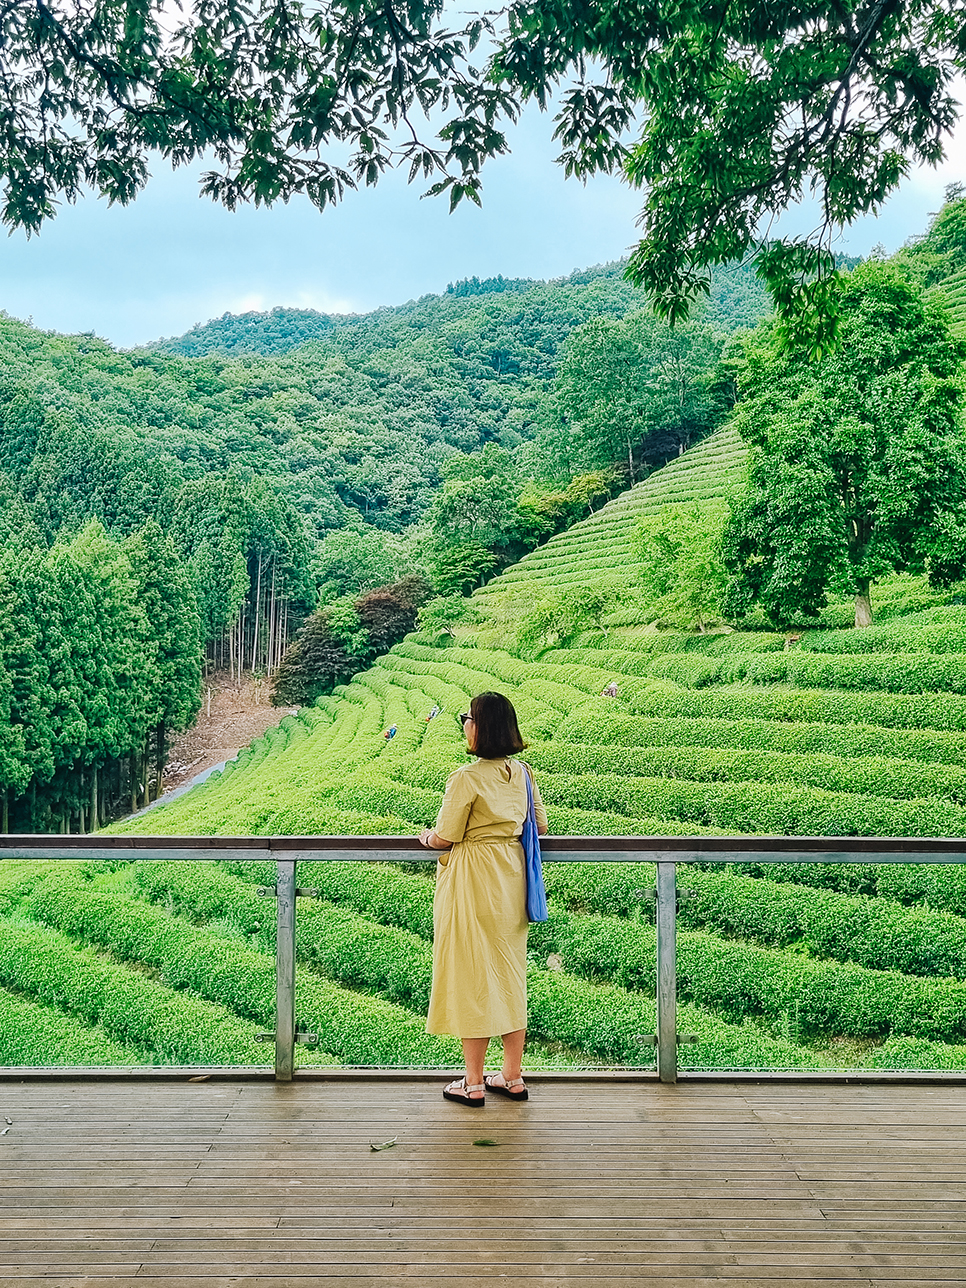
[{"xmin": 519, "ymin": 760, "xmax": 536, "ymax": 822}]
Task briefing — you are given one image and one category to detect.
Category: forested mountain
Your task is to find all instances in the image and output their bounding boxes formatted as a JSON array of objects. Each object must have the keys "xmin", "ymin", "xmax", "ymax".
[
  {"xmin": 0, "ymin": 259, "xmax": 767, "ymax": 556},
  {"xmin": 150, "ymin": 260, "xmax": 769, "ymax": 360},
  {"xmin": 0, "ymin": 256, "xmax": 768, "ymax": 833}
]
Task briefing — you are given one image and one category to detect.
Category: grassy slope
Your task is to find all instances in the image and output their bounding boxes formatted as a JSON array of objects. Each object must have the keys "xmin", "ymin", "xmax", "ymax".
[{"xmin": 85, "ymin": 421, "xmax": 966, "ymax": 1072}]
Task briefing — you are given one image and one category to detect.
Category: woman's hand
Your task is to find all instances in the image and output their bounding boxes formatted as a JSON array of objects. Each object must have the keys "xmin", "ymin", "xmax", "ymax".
[{"xmin": 419, "ymin": 827, "xmax": 452, "ymax": 850}]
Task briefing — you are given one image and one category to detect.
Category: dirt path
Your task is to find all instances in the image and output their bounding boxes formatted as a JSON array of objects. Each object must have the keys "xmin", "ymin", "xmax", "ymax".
[{"xmin": 161, "ymin": 671, "xmax": 300, "ymax": 795}]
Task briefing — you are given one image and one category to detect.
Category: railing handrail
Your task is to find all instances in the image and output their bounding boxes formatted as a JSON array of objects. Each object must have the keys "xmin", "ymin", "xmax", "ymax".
[
  {"xmin": 3, "ymin": 833, "xmax": 966, "ymax": 862},
  {"xmin": 3, "ymin": 834, "xmax": 966, "ymax": 1082}
]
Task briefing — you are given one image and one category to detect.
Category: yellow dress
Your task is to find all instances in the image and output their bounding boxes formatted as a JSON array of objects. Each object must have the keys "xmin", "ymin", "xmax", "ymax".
[{"xmin": 426, "ymin": 757, "xmax": 548, "ymax": 1039}]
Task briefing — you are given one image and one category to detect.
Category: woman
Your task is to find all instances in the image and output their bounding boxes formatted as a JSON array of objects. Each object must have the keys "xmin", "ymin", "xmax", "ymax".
[{"xmin": 418, "ymin": 691, "xmax": 548, "ymax": 1106}]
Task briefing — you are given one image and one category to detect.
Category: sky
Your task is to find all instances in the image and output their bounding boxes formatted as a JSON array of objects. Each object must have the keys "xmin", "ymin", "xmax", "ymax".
[{"xmin": 0, "ymin": 101, "xmax": 964, "ymax": 348}]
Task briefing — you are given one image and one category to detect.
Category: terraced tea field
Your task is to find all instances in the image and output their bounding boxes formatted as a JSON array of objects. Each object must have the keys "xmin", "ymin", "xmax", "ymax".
[
  {"xmin": 936, "ymin": 267, "xmax": 966, "ymax": 337},
  {"xmin": 8, "ymin": 424, "xmax": 966, "ymax": 1073}
]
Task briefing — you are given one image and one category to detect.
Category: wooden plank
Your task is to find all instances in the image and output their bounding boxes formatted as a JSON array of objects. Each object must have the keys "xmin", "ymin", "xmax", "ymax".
[
  {"xmin": 0, "ymin": 1279, "xmax": 895, "ymax": 1288},
  {"xmin": 0, "ymin": 1080, "xmax": 963, "ymax": 1285}
]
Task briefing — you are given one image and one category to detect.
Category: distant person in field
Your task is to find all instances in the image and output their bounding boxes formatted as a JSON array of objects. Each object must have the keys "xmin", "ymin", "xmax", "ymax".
[
  {"xmin": 418, "ymin": 691, "xmax": 548, "ymax": 1106},
  {"xmin": 383, "ymin": 724, "xmax": 397, "ymax": 741},
  {"xmin": 426, "ymin": 705, "xmax": 440, "ymax": 722},
  {"xmin": 602, "ymin": 681, "xmax": 618, "ymax": 698}
]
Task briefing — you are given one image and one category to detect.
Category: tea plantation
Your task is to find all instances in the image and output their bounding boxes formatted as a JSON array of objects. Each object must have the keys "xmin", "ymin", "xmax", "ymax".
[{"xmin": 8, "ymin": 420, "xmax": 966, "ymax": 1073}]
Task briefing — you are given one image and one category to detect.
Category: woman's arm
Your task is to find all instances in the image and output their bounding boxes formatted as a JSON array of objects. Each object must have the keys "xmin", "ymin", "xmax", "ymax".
[{"xmin": 418, "ymin": 828, "xmax": 453, "ymax": 850}]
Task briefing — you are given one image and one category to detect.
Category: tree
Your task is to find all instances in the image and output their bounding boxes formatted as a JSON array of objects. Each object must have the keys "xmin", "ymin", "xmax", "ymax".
[
  {"xmin": 634, "ymin": 501, "xmax": 729, "ymax": 632},
  {"xmin": 548, "ymin": 313, "xmax": 729, "ymax": 480},
  {"xmin": 516, "ymin": 470, "xmax": 619, "ymax": 536},
  {"xmin": 428, "ymin": 543, "xmax": 497, "ymax": 597},
  {"xmin": 126, "ymin": 521, "xmax": 203, "ymax": 803},
  {"xmin": 271, "ymin": 616, "xmax": 357, "ymax": 707},
  {"xmin": 356, "ymin": 577, "xmax": 432, "ymax": 655},
  {"xmin": 0, "ymin": 0, "xmax": 959, "ymax": 340},
  {"xmin": 426, "ymin": 444, "xmax": 551, "ymax": 581},
  {"xmin": 722, "ymin": 264, "xmax": 966, "ymax": 629},
  {"xmin": 313, "ymin": 523, "xmax": 413, "ymax": 604},
  {"xmin": 514, "ymin": 586, "xmax": 612, "ymax": 659},
  {"xmin": 417, "ymin": 594, "xmax": 478, "ymax": 640},
  {"xmin": 0, "ymin": 549, "xmax": 33, "ymax": 812},
  {"xmin": 271, "ymin": 575, "xmax": 431, "ymax": 705},
  {"xmin": 51, "ymin": 522, "xmax": 153, "ymax": 770}
]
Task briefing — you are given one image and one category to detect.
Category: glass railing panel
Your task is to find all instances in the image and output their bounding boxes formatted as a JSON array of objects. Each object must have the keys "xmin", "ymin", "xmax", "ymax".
[{"xmin": 1, "ymin": 837, "xmax": 964, "ymax": 1079}]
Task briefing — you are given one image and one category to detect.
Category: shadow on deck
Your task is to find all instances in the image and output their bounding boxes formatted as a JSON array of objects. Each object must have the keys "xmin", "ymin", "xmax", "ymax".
[{"xmin": 0, "ymin": 1076, "xmax": 963, "ymax": 1286}]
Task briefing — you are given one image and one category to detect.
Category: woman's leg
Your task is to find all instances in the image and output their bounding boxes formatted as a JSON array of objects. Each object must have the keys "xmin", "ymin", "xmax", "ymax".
[
  {"xmin": 500, "ymin": 1028, "xmax": 527, "ymax": 1083},
  {"xmin": 461, "ymin": 1036, "xmax": 489, "ymax": 1098}
]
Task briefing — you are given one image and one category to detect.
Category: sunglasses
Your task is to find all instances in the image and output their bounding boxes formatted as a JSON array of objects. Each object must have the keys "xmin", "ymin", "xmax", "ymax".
[{"xmin": 459, "ymin": 712, "xmax": 475, "ymax": 726}]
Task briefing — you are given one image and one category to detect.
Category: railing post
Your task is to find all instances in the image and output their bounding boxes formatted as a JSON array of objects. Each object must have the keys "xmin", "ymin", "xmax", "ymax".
[
  {"xmin": 275, "ymin": 858, "xmax": 297, "ymax": 1082},
  {"xmin": 656, "ymin": 860, "xmax": 677, "ymax": 1084}
]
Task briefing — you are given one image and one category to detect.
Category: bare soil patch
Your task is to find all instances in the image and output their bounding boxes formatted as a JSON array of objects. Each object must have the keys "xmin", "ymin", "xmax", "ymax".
[{"xmin": 161, "ymin": 671, "xmax": 299, "ymax": 793}]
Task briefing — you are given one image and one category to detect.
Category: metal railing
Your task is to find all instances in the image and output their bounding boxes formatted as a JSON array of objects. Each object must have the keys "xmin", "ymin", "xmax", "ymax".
[{"xmin": 3, "ymin": 834, "xmax": 966, "ymax": 1083}]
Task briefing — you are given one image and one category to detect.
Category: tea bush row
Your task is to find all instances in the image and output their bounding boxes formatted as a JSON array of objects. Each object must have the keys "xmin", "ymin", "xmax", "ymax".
[
  {"xmin": 24, "ymin": 867, "xmax": 459, "ymax": 1067},
  {"xmin": 0, "ymin": 986, "xmax": 144, "ymax": 1066},
  {"xmin": 393, "ymin": 642, "xmax": 531, "ymax": 687},
  {"xmin": 374, "ymin": 658, "xmax": 472, "ymax": 712},
  {"xmin": 543, "ymin": 864, "xmax": 966, "ymax": 980},
  {"xmin": 526, "ymin": 741, "xmax": 966, "ymax": 804},
  {"xmin": 120, "ymin": 676, "xmax": 410, "ymax": 836},
  {"xmin": 802, "ymin": 619, "xmax": 966, "ymax": 656},
  {"xmin": 544, "ymin": 805, "xmax": 725, "ymax": 837},
  {"xmin": 538, "ymin": 770, "xmax": 966, "ymax": 836},
  {"xmin": 0, "ymin": 914, "xmax": 274, "ymax": 1065},
  {"xmin": 134, "ymin": 860, "xmax": 436, "ymax": 1011},
  {"xmin": 377, "ymin": 755, "xmax": 730, "ymax": 837},
  {"xmin": 151, "ymin": 860, "xmax": 966, "ymax": 1071},
  {"xmin": 0, "ymin": 860, "xmax": 60, "ymax": 909},
  {"xmin": 866, "ymin": 1035, "xmax": 966, "ymax": 1070},
  {"xmin": 728, "ymin": 651, "xmax": 966, "ymax": 696},
  {"xmin": 512, "ymin": 659, "xmax": 614, "ymax": 694},
  {"xmin": 148, "ymin": 859, "xmax": 678, "ymax": 1065},
  {"xmin": 213, "ymin": 859, "xmax": 822, "ymax": 1068},
  {"xmin": 382, "ymin": 651, "xmax": 586, "ymax": 717},
  {"xmin": 554, "ymin": 711, "xmax": 966, "ymax": 766},
  {"xmin": 525, "ymin": 965, "xmax": 820, "ymax": 1069},
  {"xmin": 529, "ymin": 910, "xmax": 966, "ymax": 1043},
  {"xmin": 590, "ymin": 649, "xmax": 966, "ymax": 697},
  {"xmin": 624, "ymin": 680, "xmax": 966, "ymax": 732},
  {"xmin": 722, "ymin": 859, "xmax": 966, "ymax": 919}
]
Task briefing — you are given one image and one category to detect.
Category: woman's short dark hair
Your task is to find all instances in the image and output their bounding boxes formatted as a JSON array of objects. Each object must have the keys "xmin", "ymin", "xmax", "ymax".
[{"xmin": 470, "ymin": 691, "xmax": 527, "ymax": 759}]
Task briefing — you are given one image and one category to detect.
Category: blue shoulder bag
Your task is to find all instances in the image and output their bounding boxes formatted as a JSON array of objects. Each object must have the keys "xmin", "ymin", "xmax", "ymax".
[{"xmin": 521, "ymin": 763, "xmax": 548, "ymax": 923}]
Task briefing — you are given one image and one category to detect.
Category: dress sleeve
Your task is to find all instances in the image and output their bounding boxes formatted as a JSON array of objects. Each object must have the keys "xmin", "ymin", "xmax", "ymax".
[
  {"xmin": 434, "ymin": 768, "xmax": 475, "ymax": 843},
  {"xmin": 530, "ymin": 772, "xmax": 549, "ymax": 832}
]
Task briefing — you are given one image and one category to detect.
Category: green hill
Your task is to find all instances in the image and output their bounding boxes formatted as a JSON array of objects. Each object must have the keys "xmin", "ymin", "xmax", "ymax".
[
  {"xmin": 72, "ymin": 423, "xmax": 966, "ymax": 1076},
  {"xmin": 148, "ymin": 260, "xmax": 769, "ymax": 359}
]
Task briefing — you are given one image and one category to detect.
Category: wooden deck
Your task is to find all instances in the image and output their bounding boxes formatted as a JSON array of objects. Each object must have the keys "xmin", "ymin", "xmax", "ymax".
[{"xmin": 0, "ymin": 1077, "xmax": 964, "ymax": 1286}]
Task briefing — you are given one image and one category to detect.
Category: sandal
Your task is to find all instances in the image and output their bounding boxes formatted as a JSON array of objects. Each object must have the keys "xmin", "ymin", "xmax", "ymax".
[
  {"xmin": 442, "ymin": 1076, "xmax": 486, "ymax": 1107},
  {"xmin": 484, "ymin": 1073, "xmax": 529, "ymax": 1101}
]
